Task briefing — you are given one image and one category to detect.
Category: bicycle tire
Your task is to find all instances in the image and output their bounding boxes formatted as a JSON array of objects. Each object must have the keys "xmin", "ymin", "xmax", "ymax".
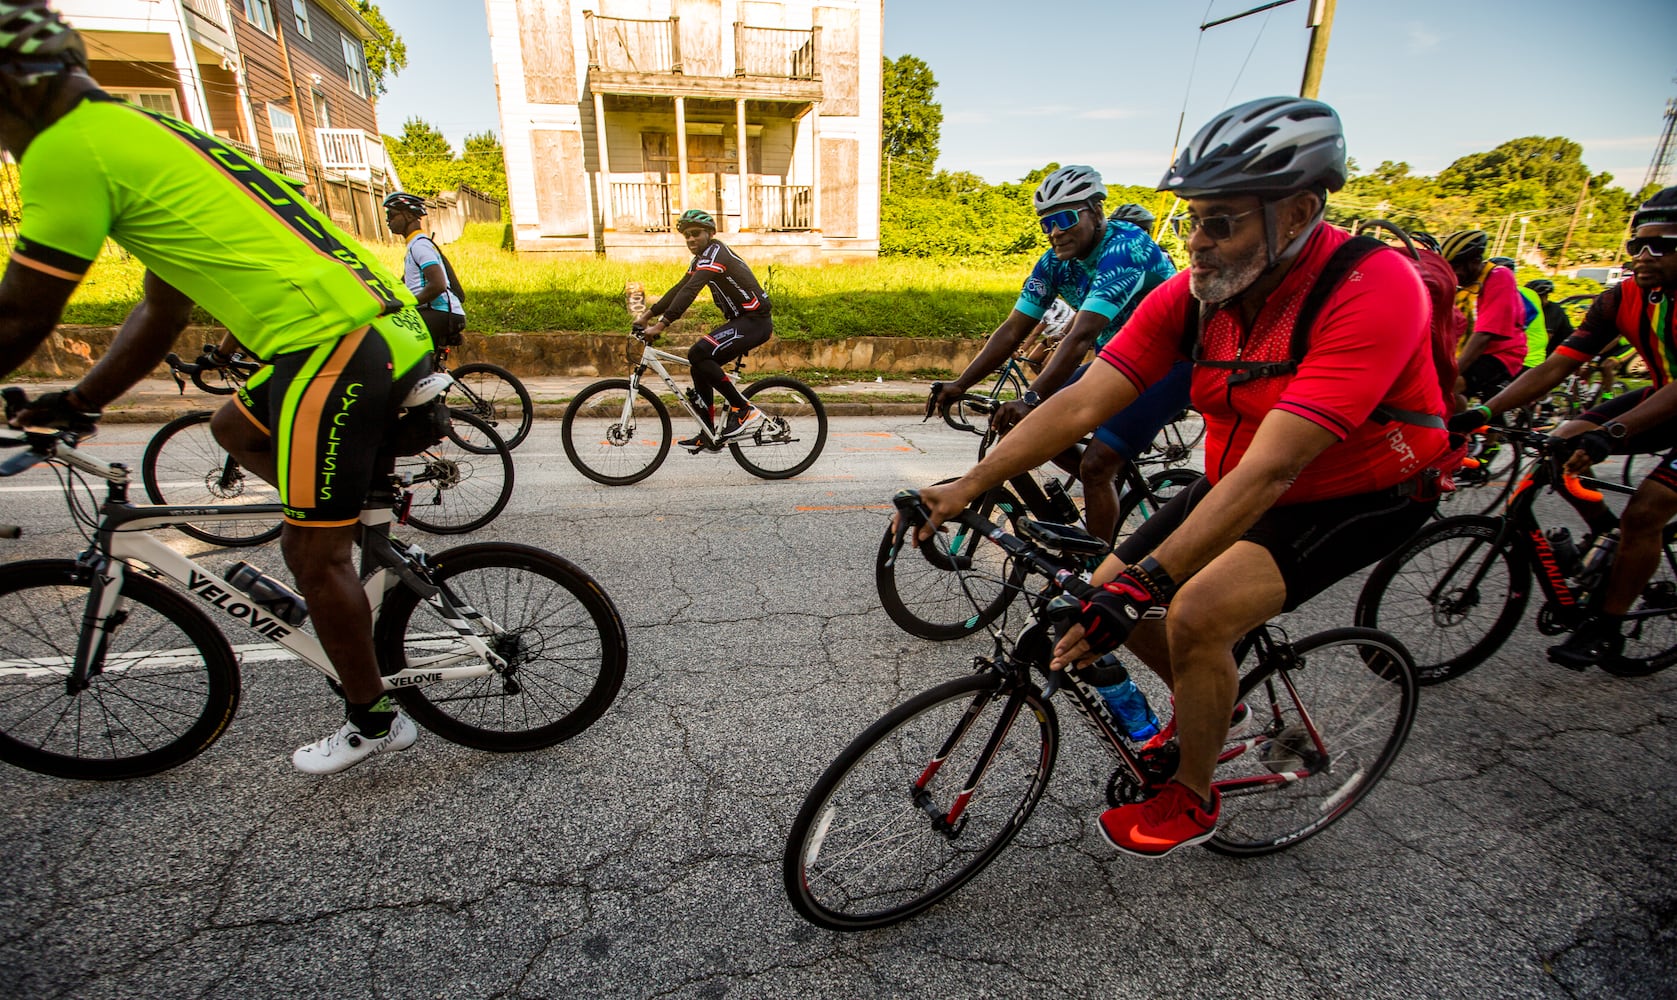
[
  {"xmin": 142, "ymin": 410, "xmax": 283, "ymax": 547},
  {"xmin": 730, "ymin": 376, "xmax": 828, "ymax": 480},
  {"xmin": 1154, "ymin": 409, "xmax": 1205, "ymax": 465},
  {"xmin": 1436, "ymin": 432, "xmax": 1524, "ymax": 518},
  {"xmin": 1207, "ymin": 626, "xmax": 1416, "ymax": 856},
  {"xmin": 447, "ymin": 363, "xmax": 533, "ymax": 451},
  {"xmin": 400, "ymin": 410, "xmax": 514, "ymax": 534},
  {"xmin": 561, "ymin": 378, "xmax": 672, "ymax": 486},
  {"xmin": 1354, "ymin": 515, "xmax": 1530, "ymax": 684},
  {"xmin": 0, "ymin": 559, "xmax": 241, "ymax": 780},
  {"xmin": 1115, "ymin": 467, "xmax": 1201, "ymax": 545},
  {"xmin": 875, "ymin": 483, "xmax": 1027, "ymax": 641},
  {"xmin": 783, "ymin": 673, "xmax": 1057, "ymax": 931},
  {"xmin": 374, "ymin": 542, "xmax": 626, "ymax": 751},
  {"xmin": 1620, "ymin": 452, "xmax": 1640, "ymax": 487},
  {"xmin": 1607, "ymin": 521, "xmax": 1677, "ymax": 676}
]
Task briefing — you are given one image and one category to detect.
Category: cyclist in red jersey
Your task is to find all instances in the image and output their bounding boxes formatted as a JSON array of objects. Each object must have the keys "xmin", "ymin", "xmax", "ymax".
[
  {"xmin": 1441, "ymin": 230, "xmax": 1527, "ymax": 403},
  {"xmin": 903, "ymin": 97, "xmax": 1451, "ymax": 857},
  {"xmin": 1449, "ymin": 186, "xmax": 1677, "ymax": 674}
]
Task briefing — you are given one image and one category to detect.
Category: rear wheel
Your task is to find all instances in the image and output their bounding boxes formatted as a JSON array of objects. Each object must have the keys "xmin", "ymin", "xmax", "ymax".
[
  {"xmin": 375, "ymin": 543, "xmax": 626, "ymax": 750},
  {"xmin": 783, "ymin": 673, "xmax": 1057, "ymax": 930},
  {"xmin": 1607, "ymin": 522, "xmax": 1677, "ymax": 676},
  {"xmin": 399, "ymin": 410, "xmax": 514, "ymax": 534},
  {"xmin": 447, "ymin": 363, "xmax": 533, "ymax": 451},
  {"xmin": 876, "ymin": 484, "xmax": 1026, "ymax": 640},
  {"xmin": 142, "ymin": 411, "xmax": 282, "ymax": 547},
  {"xmin": 730, "ymin": 377, "xmax": 827, "ymax": 480},
  {"xmin": 561, "ymin": 378, "xmax": 672, "ymax": 486},
  {"xmin": 1208, "ymin": 627, "xmax": 1416, "ymax": 855}
]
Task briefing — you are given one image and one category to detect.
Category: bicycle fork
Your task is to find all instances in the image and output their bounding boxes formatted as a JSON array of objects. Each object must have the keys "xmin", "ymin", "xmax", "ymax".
[
  {"xmin": 67, "ymin": 555, "xmax": 129, "ymax": 695},
  {"xmin": 911, "ymin": 688, "xmax": 1027, "ymax": 839}
]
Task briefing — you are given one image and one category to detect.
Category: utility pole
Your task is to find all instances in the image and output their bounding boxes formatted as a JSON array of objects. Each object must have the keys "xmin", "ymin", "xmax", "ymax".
[
  {"xmin": 1554, "ymin": 175, "xmax": 1591, "ymax": 275},
  {"xmin": 1299, "ymin": 0, "xmax": 1337, "ymax": 99}
]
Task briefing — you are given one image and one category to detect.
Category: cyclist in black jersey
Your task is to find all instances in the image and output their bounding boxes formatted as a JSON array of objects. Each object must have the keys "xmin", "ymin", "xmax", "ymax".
[{"xmin": 638, "ymin": 209, "xmax": 772, "ymax": 448}]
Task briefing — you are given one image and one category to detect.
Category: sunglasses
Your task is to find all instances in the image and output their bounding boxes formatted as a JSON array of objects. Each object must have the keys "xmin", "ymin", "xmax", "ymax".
[
  {"xmin": 1038, "ymin": 207, "xmax": 1086, "ymax": 235},
  {"xmin": 1171, "ymin": 208, "xmax": 1262, "ymax": 242},
  {"xmin": 1624, "ymin": 235, "xmax": 1677, "ymax": 258}
]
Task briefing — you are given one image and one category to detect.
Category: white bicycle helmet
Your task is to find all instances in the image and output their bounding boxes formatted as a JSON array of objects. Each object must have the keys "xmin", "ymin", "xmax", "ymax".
[{"xmin": 1033, "ymin": 165, "xmax": 1107, "ymax": 214}]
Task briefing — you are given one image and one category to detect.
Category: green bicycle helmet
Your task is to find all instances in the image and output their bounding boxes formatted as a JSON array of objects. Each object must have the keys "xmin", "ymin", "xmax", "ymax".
[
  {"xmin": 0, "ymin": 1, "xmax": 85, "ymax": 72},
  {"xmin": 677, "ymin": 208, "xmax": 716, "ymax": 233}
]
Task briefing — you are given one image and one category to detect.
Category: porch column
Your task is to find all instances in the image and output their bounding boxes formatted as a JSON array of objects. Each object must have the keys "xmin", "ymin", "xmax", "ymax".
[
  {"xmin": 593, "ymin": 91, "xmax": 612, "ymax": 231},
  {"xmin": 736, "ymin": 98, "xmax": 750, "ymax": 231},
  {"xmin": 675, "ymin": 96, "xmax": 689, "ymax": 216},
  {"xmin": 810, "ymin": 102, "xmax": 822, "ymax": 232}
]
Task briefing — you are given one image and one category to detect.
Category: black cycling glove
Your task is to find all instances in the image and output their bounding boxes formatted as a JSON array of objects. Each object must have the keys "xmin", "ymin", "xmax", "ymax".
[
  {"xmin": 1446, "ymin": 405, "xmax": 1491, "ymax": 435},
  {"xmin": 10, "ymin": 389, "xmax": 101, "ymax": 436},
  {"xmin": 1568, "ymin": 429, "xmax": 1615, "ymax": 465},
  {"xmin": 1074, "ymin": 561, "xmax": 1174, "ymax": 653}
]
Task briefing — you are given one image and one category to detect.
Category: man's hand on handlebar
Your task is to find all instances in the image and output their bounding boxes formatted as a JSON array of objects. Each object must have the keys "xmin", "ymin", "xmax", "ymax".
[
  {"xmin": 923, "ymin": 380, "xmax": 967, "ymax": 421},
  {"xmin": 991, "ymin": 398, "xmax": 1034, "ymax": 435},
  {"xmin": 887, "ymin": 481, "xmax": 981, "ymax": 551},
  {"xmin": 3, "ymin": 387, "xmax": 101, "ymax": 437}
]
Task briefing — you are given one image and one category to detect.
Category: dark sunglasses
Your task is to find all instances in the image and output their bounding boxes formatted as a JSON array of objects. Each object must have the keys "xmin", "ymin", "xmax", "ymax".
[
  {"xmin": 1625, "ymin": 235, "xmax": 1677, "ymax": 258},
  {"xmin": 1038, "ymin": 207, "xmax": 1086, "ymax": 234},
  {"xmin": 1171, "ymin": 208, "xmax": 1262, "ymax": 242}
]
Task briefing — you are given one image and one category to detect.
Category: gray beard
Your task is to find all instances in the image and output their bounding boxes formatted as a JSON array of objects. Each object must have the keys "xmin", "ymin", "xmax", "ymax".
[{"xmin": 1189, "ymin": 241, "xmax": 1268, "ymax": 304}]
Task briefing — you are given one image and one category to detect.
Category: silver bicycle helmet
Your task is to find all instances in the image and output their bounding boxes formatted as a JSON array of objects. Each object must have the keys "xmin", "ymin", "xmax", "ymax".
[
  {"xmin": 1158, "ymin": 96, "xmax": 1347, "ymax": 199},
  {"xmin": 1033, "ymin": 165, "xmax": 1107, "ymax": 214},
  {"xmin": 1108, "ymin": 203, "xmax": 1156, "ymax": 232}
]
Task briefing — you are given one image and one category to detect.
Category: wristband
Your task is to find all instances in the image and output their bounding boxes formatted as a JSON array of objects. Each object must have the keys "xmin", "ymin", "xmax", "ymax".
[
  {"xmin": 1132, "ymin": 556, "xmax": 1177, "ymax": 601},
  {"xmin": 1472, "ymin": 404, "xmax": 1492, "ymax": 420}
]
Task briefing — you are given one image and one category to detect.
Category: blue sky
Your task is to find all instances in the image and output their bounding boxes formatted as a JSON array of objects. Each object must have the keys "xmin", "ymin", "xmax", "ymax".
[{"xmin": 378, "ymin": 0, "xmax": 1676, "ymax": 192}]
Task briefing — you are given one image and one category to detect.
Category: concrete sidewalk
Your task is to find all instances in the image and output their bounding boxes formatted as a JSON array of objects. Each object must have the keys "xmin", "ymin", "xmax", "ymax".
[{"xmin": 14, "ymin": 374, "xmax": 938, "ymax": 423}]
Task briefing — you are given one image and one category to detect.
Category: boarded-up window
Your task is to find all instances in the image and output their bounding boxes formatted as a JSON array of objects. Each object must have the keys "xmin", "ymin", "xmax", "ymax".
[
  {"xmin": 820, "ymin": 137, "xmax": 857, "ymax": 237},
  {"xmin": 517, "ymin": 0, "xmax": 578, "ymax": 104},
  {"xmin": 531, "ymin": 129, "xmax": 591, "ymax": 236},
  {"xmin": 813, "ymin": 6, "xmax": 859, "ymax": 116}
]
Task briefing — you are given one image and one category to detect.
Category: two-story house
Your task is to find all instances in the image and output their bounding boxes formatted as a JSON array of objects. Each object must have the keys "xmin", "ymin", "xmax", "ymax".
[{"xmin": 485, "ymin": 0, "xmax": 881, "ymax": 261}]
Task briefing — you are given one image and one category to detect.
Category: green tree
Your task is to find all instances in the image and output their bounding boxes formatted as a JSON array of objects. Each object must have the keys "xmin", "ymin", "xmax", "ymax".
[
  {"xmin": 385, "ymin": 117, "xmax": 454, "ymax": 197},
  {"xmin": 456, "ymin": 131, "xmax": 509, "ymax": 204},
  {"xmin": 357, "ymin": 2, "xmax": 408, "ymax": 98},
  {"xmin": 882, "ymin": 54, "xmax": 942, "ymax": 185}
]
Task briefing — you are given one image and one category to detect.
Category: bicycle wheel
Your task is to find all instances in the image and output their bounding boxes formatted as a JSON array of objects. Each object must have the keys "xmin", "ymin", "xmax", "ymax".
[
  {"xmin": 1154, "ymin": 409, "xmax": 1205, "ymax": 465},
  {"xmin": 783, "ymin": 673, "xmax": 1057, "ymax": 931},
  {"xmin": 1438, "ymin": 432, "xmax": 1524, "ymax": 517},
  {"xmin": 0, "ymin": 560, "xmax": 240, "ymax": 780},
  {"xmin": 374, "ymin": 542, "xmax": 626, "ymax": 751},
  {"xmin": 446, "ymin": 363, "xmax": 533, "ymax": 452},
  {"xmin": 142, "ymin": 411, "xmax": 283, "ymax": 547},
  {"xmin": 1609, "ymin": 522, "xmax": 1677, "ymax": 676},
  {"xmin": 876, "ymin": 484, "xmax": 1027, "ymax": 641},
  {"xmin": 730, "ymin": 376, "xmax": 828, "ymax": 480},
  {"xmin": 1619, "ymin": 452, "xmax": 1640, "ymax": 487},
  {"xmin": 956, "ymin": 363, "xmax": 1026, "ymax": 433},
  {"xmin": 1115, "ymin": 467, "xmax": 1201, "ymax": 545},
  {"xmin": 1355, "ymin": 515, "xmax": 1529, "ymax": 684},
  {"xmin": 1207, "ymin": 627, "xmax": 1416, "ymax": 856},
  {"xmin": 400, "ymin": 410, "xmax": 514, "ymax": 534},
  {"xmin": 561, "ymin": 378, "xmax": 672, "ymax": 486}
]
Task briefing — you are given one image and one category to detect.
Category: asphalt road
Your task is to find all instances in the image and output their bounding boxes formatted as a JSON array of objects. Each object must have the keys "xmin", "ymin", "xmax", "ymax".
[{"xmin": 0, "ymin": 415, "xmax": 1671, "ymax": 999}]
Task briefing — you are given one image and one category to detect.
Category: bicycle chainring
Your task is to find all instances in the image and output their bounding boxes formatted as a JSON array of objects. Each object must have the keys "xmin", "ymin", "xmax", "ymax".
[
  {"xmin": 1105, "ymin": 743, "xmax": 1178, "ymax": 808},
  {"xmin": 1537, "ymin": 601, "xmax": 1584, "ymax": 636}
]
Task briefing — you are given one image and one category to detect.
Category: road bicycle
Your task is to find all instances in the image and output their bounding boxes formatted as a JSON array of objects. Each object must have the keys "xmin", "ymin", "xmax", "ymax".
[
  {"xmin": 1356, "ymin": 427, "xmax": 1677, "ymax": 683},
  {"xmin": 876, "ymin": 391, "xmax": 1203, "ymax": 640},
  {"xmin": 784, "ymin": 491, "xmax": 1418, "ymax": 930},
  {"xmin": 560, "ymin": 330, "xmax": 827, "ymax": 485},
  {"xmin": 0, "ymin": 418, "xmax": 625, "ymax": 781},
  {"xmin": 433, "ymin": 345, "xmax": 534, "ymax": 452},
  {"xmin": 144, "ymin": 351, "xmax": 516, "ymax": 543}
]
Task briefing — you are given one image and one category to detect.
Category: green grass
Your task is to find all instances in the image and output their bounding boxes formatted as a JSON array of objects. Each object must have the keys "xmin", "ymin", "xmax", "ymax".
[{"xmin": 63, "ymin": 224, "xmax": 1028, "ymax": 340}]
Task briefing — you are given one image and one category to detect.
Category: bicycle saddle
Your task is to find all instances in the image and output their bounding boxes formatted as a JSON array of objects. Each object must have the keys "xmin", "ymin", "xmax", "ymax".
[
  {"xmin": 1017, "ymin": 517, "xmax": 1109, "ymax": 558},
  {"xmin": 401, "ymin": 372, "xmax": 454, "ymax": 409}
]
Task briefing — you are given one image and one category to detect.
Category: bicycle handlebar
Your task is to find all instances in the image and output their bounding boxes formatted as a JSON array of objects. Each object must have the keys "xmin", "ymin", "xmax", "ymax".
[{"xmin": 0, "ymin": 426, "xmax": 123, "ymax": 482}]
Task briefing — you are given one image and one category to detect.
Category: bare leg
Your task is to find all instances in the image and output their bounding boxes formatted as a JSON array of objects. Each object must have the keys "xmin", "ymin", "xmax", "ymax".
[
  {"xmin": 211, "ymin": 401, "xmax": 276, "ymax": 486},
  {"xmin": 282, "ymin": 523, "xmax": 382, "ymax": 703},
  {"xmin": 1078, "ymin": 439, "xmax": 1126, "ymax": 545},
  {"xmin": 1601, "ymin": 479, "xmax": 1677, "ymax": 616}
]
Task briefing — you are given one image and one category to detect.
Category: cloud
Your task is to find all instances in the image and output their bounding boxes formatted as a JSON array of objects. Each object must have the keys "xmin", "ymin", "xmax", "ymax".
[{"xmin": 1405, "ymin": 22, "xmax": 1439, "ymax": 53}]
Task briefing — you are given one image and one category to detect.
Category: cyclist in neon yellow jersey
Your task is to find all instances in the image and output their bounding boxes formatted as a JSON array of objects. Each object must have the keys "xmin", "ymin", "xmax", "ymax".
[{"xmin": 0, "ymin": 2, "xmax": 433, "ymax": 775}]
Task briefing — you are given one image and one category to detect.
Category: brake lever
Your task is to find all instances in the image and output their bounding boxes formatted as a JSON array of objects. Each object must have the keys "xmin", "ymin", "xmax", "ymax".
[
  {"xmin": 922, "ymin": 382, "xmax": 943, "ymax": 422},
  {"xmin": 884, "ymin": 489, "xmax": 930, "ymax": 568}
]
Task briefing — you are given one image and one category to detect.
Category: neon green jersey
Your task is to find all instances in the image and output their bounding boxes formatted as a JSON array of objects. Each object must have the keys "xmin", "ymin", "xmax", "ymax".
[{"xmin": 13, "ymin": 93, "xmax": 418, "ymax": 361}]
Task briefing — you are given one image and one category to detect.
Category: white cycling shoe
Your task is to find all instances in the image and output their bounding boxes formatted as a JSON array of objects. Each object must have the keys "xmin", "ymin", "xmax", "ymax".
[{"xmin": 292, "ymin": 713, "xmax": 418, "ymax": 775}]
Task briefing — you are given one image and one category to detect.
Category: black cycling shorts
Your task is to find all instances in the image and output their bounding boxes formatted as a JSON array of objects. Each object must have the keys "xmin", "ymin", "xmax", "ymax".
[
  {"xmin": 691, "ymin": 314, "xmax": 773, "ymax": 364},
  {"xmin": 1461, "ymin": 355, "xmax": 1516, "ymax": 401},
  {"xmin": 1115, "ymin": 475, "xmax": 1436, "ymax": 612},
  {"xmin": 235, "ymin": 316, "xmax": 429, "ymax": 526}
]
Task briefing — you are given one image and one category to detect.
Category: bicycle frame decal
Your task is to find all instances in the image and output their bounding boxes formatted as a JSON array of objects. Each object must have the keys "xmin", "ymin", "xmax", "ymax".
[{"xmin": 1528, "ymin": 530, "xmax": 1578, "ymax": 606}]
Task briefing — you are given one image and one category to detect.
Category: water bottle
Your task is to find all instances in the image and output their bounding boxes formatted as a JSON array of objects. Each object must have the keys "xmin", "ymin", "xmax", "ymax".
[
  {"xmin": 224, "ymin": 562, "xmax": 309, "ymax": 626},
  {"xmin": 1042, "ymin": 477, "xmax": 1081, "ymax": 524},
  {"xmin": 1079, "ymin": 655, "xmax": 1159, "ymax": 742},
  {"xmin": 1577, "ymin": 528, "xmax": 1620, "ymax": 588},
  {"xmin": 685, "ymin": 387, "xmax": 713, "ymax": 425},
  {"xmin": 1545, "ymin": 527, "xmax": 1582, "ymax": 577}
]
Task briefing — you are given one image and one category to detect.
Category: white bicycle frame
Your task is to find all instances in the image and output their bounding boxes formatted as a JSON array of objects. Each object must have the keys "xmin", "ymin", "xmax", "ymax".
[
  {"xmin": 18, "ymin": 443, "xmax": 503, "ymax": 692},
  {"xmin": 624, "ymin": 342, "xmax": 741, "ymax": 447}
]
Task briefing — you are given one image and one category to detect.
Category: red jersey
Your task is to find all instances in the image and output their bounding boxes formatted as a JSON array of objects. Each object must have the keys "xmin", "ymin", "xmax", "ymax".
[{"xmin": 1098, "ymin": 224, "xmax": 1450, "ymax": 505}]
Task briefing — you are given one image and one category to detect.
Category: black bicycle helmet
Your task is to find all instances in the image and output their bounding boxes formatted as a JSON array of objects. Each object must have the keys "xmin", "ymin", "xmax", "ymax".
[
  {"xmin": 0, "ymin": 1, "xmax": 85, "ymax": 74},
  {"xmin": 1108, "ymin": 202, "xmax": 1156, "ymax": 232},
  {"xmin": 1440, "ymin": 230, "xmax": 1489, "ymax": 264},
  {"xmin": 1526, "ymin": 278, "xmax": 1555, "ymax": 296},
  {"xmin": 1158, "ymin": 96, "xmax": 1347, "ymax": 199},
  {"xmin": 1409, "ymin": 230, "xmax": 1443, "ymax": 254},
  {"xmin": 1631, "ymin": 186, "xmax": 1677, "ymax": 230},
  {"xmin": 382, "ymin": 191, "xmax": 427, "ymax": 216}
]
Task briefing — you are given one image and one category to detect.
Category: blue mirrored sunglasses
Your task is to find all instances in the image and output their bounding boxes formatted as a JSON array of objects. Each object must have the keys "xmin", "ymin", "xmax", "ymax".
[{"xmin": 1038, "ymin": 208, "xmax": 1084, "ymax": 235}]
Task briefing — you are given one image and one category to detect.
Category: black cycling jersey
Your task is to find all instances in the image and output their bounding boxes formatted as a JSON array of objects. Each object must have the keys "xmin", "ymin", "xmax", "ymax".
[{"xmin": 647, "ymin": 239, "xmax": 770, "ymax": 323}]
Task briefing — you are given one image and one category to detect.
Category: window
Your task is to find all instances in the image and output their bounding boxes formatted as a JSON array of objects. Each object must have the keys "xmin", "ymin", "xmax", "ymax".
[
  {"xmin": 291, "ymin": 0, "xmax": 310, "ymax": 38},
  {"xmin": 312, "ymin": 91, "xmax": 331, "ymax": 129},
  {"xmin": 267, "ymin": 103, "xmax": 304, "ymax": 163},
  {"xmin": 342, "ymin": 32, "xmax": 367, "ymax": 97},
  {"xmin": 246, "ymin": 0, "xmax": 274, "ymax": 34},
  {"xmin": 107, "ymin": 89, "xmax": 181, "ymax": 118}
]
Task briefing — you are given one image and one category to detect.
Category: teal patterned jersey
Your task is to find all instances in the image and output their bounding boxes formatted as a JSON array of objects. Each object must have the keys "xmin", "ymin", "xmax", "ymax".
[{"xmin": 1014, "ymin": 219, "xmax": 1176, "ymax": 350}]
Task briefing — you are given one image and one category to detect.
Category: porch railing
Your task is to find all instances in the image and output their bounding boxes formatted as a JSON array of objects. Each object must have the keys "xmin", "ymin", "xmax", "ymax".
[
  {"xmin": 585, "ymin": 14, "xmax": 680, "ymax": 74},
  {"xmin": 735, "ymin": 24, "xmax": 819, "ymax": 80},
  {"xmin": 606, "ymin": 180, "xmax": 675, "ymax": 232},
  {"xmin": 750, "ymin": 183, "xmax": 813, "ymax": 231}
]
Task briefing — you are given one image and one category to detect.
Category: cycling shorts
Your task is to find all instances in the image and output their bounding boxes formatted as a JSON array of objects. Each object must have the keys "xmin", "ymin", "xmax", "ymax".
[
  {"xmin": 1580, "ymin": 387, "xmax": 1677, "ymax": 493},
  {"xmin": 1461, "ymin": 355, "xmax": 1516, "ymax": 401},
  {"xmin": 235, "ymin": 310, "xmax": 432, "ymax": 526},
  {"xmin": 1115, "ymin": 475, "xmax": 1436, "ymax": 612},
  {"xmin": 691, "ymin": 313, "xmax": 773, "ymax": 363},
  {"xmin": 1064, "ymin": 359, "xmax": 1192, "ymax": 460}
]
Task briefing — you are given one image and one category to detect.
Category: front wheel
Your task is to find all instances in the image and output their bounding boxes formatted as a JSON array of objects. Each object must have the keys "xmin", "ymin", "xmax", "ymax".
[
  {"xmin": 142, "ymin": 410, "xmax": 282, "ymax": 547},
  {"xmin": 1355, "ymin": 515, "xmax": 1529, "ymax": 684},
  {"xmin": 730, "ymin": 376, "xmax": 827, "ymax": 480},
  {"xmin": 1207, "ymin": 627, "xmax": 1417, "ymax": 856},
  {"xmin": 0, "ymin": 560, "xmax": 241, "ymax": 779},
  {"xmin": 875, "ymin": 483, "xmax": 1027, "ymax": 641},
  {"xmin": 783, "ymin": 673, "xmax": 1057, "ymax": 931},
  {"xmin": 447, "ymin": 362, "xmax": 533, "ymax": 451},
  {"xmin": 561, "ymin": 378, "xmax": 672, "ymax": 486},
  {"xmin": 1115, "ymin": 467, "xmax": 1201, "ymax": 546},
  {"xmin": 400, "ymin": 409, "xmax": 515, "ymax": 534},
  {"xmin": 374, "ymin": 543, "xmax": 627, "ymax": 751}
]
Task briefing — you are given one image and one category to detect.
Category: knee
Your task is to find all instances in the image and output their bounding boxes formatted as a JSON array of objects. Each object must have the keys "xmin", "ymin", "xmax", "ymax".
[
  {"xmin": 280, "ymin": 528, "xmax": 356, "ymax": 588},
  {"xmin": 1163, "ymin": 597, "xmax": 1250, "ymax": 670},
  {"xmin": 1620, "ymin": 498, "xmax": 1673, "ymax": 540},
  {"xmin": 1080, "ymin": 446, "xmax": 1124, "ymax": 486},
  {"xmin": 211, "ymin": 404, "xmax": 266, "ymax": 457}
]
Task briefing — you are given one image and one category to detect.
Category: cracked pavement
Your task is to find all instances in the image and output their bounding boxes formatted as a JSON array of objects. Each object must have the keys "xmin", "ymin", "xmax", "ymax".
[{"xmin": 0, "ymin": 417, "xmax": 1671, "ymax": 999}]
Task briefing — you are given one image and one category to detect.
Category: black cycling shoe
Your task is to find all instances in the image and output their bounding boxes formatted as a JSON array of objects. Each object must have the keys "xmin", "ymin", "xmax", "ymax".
[
  {"xmin": 1546, "ymin": 618, "xmax": 1626, "ymax": 671},
  {"xmin": 678, "ymin": 431, "xmax": 721, "ymax": 453}
]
